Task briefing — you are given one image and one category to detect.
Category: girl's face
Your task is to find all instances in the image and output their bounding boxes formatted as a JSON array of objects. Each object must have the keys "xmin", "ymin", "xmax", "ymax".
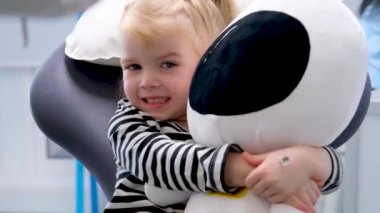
[{"xmin": 121, "ymin": 33, "xmax": 200, "ymax": 125}]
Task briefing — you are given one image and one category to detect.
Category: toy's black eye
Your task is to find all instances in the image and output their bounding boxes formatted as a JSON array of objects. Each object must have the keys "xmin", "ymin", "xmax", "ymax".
[{"xmin": 189, "ymin": 11, "xmax": 310, "ymax": 115}]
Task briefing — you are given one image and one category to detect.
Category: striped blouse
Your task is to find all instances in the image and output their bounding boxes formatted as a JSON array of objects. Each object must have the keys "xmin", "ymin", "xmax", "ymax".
[{"xmin": 104, "ymin": 99, "xmax": 342, "ymax": 212}]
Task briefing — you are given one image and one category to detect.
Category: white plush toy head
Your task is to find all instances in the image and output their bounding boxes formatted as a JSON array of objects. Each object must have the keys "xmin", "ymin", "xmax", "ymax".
[{"xmin": 187, "ymin": 0, "xmax": 371, "ymax": 154}]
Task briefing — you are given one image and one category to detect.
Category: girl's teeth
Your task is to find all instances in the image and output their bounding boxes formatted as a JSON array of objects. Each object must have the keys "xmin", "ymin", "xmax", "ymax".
[{"xmin": 146, "ymin": 98, "xmax": 166, "ymax": 103}]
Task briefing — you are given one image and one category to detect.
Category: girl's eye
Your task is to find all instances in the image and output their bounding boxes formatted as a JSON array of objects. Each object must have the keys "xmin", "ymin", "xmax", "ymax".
[
  {"xmin": 161, "ymin": 62, "xmax": 177, "ymax": 69},
  {"xmin": 125, "ymin": 64, "xmax": 141, "ymax": 71}
]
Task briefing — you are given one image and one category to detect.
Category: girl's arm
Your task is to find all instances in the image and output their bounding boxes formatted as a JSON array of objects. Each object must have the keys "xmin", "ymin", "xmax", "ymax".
[
  {"xmin": 108, "ymin": 99, "xmax": 246, "ymax": 193},
  {"xmin": 109, "ymin": 99, "xmax": 343, "ymax": 212},
  {"xmin": 109, "ymin": 99, "xmax": 342, "ymax": 195}
]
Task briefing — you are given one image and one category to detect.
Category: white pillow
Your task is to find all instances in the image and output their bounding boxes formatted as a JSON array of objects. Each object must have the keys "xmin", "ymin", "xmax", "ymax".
[
  {"xmin": 65, "ymin": 0, "xmax": 132, "ymax": 66},
  {"xmin": 64, "ymin": 0, "xmax": 247, "ymax": 67}
]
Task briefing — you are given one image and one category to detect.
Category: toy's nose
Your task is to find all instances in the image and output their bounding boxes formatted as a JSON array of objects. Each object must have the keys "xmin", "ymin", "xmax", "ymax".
[{"xmin": 189, "ymin": 11, "xmax": 310, "ymax": 116}]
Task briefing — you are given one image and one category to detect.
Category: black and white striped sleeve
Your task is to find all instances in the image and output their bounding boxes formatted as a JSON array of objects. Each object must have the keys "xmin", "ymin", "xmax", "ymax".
[
  {"xmin": 108, "ymin": 99, "xmax": 240, "ymax": 194},
  {"xmin": 320, "ymin": 145, "xmax": 343, "ymax": 194}
]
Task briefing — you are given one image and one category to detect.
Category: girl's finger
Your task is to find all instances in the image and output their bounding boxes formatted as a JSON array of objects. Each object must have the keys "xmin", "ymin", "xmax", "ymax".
[
  {"xmin": 242, "ymin": 152, "xmax": 266, "ymax": 167},
  {"xmin": 251, "ymin": 178, "xmax": 269, "ymax": 196},
  {"xmin": 260, "ymin": 187, "xmax": 277, "ymax": 200},
  {"xmin": 245, "ymin": 170, "xmax": 261, "ymax": 188},
  {"xmin": 267, "ymin": 192, "xmax": 288, "ymax": 203},
  {"xmin": 284, "ymin": 195, "xmax": 313, "ymax": 212},
  {"xmin": 298, "ymin": 190, "xmax": 313, "ymax": 208},
  {"xmin": 311, "ymin": 181, "xmax": 321, "ymax": 201}
]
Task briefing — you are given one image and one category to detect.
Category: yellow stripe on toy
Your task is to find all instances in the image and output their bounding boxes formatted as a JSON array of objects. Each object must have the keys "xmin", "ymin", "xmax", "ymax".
[{"xmin": 208, "ymin": 188, "xmax": 248, "ymax": 199}]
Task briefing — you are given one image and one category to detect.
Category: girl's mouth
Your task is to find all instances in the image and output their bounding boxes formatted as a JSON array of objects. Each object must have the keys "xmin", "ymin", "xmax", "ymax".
[{"xmin": 143, "ymin": 97, "xmax": 170, "ymax": 104}]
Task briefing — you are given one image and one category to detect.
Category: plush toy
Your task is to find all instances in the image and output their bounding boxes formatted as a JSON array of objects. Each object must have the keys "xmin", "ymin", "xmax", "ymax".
[{"xmin": 185, "ymin": 0, "xmax": 371, "ymax": 212}]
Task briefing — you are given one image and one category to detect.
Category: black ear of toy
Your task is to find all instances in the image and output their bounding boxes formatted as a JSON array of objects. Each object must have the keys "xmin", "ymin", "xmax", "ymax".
[
  {"xmin": 330, "ymin": 75, "xmax": 371, "ymax": 148},
  {"xmin": 189, "ymin": 11, "xmax": 310, "ymax": 115}
]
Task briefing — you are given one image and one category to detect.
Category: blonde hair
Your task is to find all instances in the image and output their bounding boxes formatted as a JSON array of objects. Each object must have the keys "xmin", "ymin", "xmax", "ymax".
[
  {"xmin": 120, "ymin": 0, "xmax": 236, "ymax": 55},
  {"xmin": 211, "ymin": 0, "xmax": 238, "ymax": 24}
]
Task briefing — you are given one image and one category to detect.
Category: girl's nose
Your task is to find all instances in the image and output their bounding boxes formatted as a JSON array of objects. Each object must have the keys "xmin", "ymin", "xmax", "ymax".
[{"xmin": 140, "ymin": 72, "xmax": 160, "ymax": 89}]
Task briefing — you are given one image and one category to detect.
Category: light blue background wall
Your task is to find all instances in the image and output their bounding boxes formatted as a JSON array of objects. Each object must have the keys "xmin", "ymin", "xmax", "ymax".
[
  {"xmin": 0, "ymin": 15, "xmax": 76, "ymax": 63},
  {"xmin": 0, "ymin": 14, "xmax": 107, "ymax": 212}
]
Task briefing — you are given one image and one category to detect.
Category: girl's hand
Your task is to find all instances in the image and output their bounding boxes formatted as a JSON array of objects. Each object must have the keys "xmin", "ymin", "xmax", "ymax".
[
  {"xmin": 283, "ymin": 179, "xmax": 322, "ymax": 213},
  {"xmin": 242, "ymin": 146, "xmax": 327, "ymax": 202}
]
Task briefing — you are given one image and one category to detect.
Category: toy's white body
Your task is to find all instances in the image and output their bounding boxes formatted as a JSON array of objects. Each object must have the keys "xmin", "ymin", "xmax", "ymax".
[
  {"xmin": 184, "ymin": 0, "xmax": 368, "ymax": 212},
  {"xmin": 185, "ymin": 189, "xmax": 301, "ymax": 213},
  {"xmin": 146, "ymin": 0, "xmax": 368, "ymax": 212},
  {"xmin": 188, "ymin": 0, "xmax": 367, "ymax": 155}
]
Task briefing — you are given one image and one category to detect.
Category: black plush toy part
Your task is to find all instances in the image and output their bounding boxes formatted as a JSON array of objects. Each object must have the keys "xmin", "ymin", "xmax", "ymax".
[{"xmin": 190, "ymin": 11, "xmax": 310, "ymax": 115}]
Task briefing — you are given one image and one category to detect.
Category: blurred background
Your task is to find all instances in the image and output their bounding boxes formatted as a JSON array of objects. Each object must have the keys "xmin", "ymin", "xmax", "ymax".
[
  {"xmin": 0, "ymin": 0, "xmax": 378, "ymax": 212},
  {"xmin": 0, "ymin": 1, "xmax": 107, "ymax": 212}
]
